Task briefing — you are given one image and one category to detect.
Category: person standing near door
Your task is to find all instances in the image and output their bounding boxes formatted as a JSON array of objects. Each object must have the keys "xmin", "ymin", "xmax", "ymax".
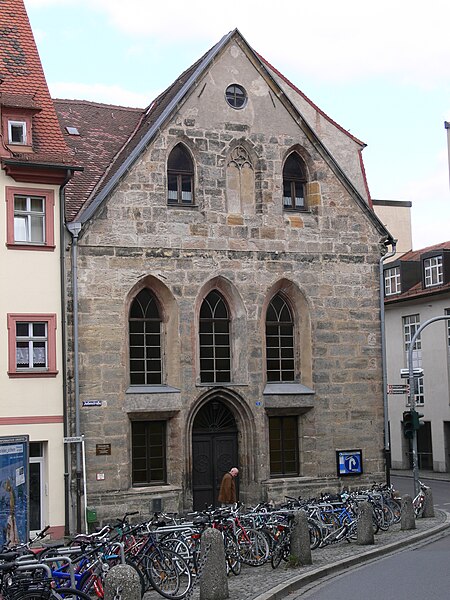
[{"xmin": 218, "ymin": 467, "xmax": 239, "ymax": 506}]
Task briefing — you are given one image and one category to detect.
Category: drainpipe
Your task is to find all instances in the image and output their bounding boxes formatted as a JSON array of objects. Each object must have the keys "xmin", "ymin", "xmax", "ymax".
[
  {"xmin": 380, "ymin": 238, "xmax": 397, "ymax": 486},
  {"xmin": 59, "ymin": 171, "xmax": 74, "ymax": 537},
  {"xmin": 66, "ymin": 221, "xmax": 82, "ymax": 533}
]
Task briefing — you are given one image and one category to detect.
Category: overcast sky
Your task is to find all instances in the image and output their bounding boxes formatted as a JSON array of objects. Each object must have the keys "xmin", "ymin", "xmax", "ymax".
[{"xmin": 24, "ymin": 0, "xmax": 450, "ymax": 250}]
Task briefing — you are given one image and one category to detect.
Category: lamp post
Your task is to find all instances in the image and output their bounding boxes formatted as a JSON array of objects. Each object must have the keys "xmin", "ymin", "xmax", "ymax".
[{"xmin": 407, "ymin": 315, "xmax": 450, "ymax": 496}]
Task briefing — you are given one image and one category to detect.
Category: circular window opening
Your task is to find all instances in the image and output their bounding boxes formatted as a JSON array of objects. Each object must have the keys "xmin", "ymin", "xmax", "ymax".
[{"xmin": 225, "ymin": 84, "xmax": 247, "ymax": 109}]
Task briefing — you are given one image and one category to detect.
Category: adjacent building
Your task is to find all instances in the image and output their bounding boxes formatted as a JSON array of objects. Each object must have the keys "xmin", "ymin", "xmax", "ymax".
[
  {"xmin": 0, "ymin": 0, "xmax": 80, "ymax": 538},
  {"xmin": 55, "ymin": 30, "xmax": 393, "ymax": 522},
  {"xmin": 384, "ymin": 242, "xmax": 450, "ymax": 472}
]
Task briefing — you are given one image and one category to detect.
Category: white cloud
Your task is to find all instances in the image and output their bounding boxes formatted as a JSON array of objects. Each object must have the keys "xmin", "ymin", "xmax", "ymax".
[
  {"xmin": 80, "ymin": 0, "xmax": 450, "ymax": 86},
  {"xmin": 49, "ymin": 81, "xmax": 155, "ymax": 107},
  {"xmin": 401, "ymin": 150, "xmax": 450, "ymax": 249}
]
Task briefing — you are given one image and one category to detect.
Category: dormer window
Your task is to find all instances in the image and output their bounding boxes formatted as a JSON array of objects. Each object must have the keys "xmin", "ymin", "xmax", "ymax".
[
  {"xmin": 8, "ymin": 120, "xmax": 27, "ymax": 145},
  {"xmin": 384, "ymin": 266, "xmax": 401, "ymax": 296},
  {"xmin": 424, "ymin": 256, "xmax": 443, "ymax": 287}
]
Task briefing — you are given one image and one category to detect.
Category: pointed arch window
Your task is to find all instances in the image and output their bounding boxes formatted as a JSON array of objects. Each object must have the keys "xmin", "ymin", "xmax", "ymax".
[
  {"xmin": 167, "ymin": 143, "xmax": 194, "ymax": 205},
  {"xmin": 129, "ymin": 289, "xmax": 162, "ymax": 385},
  {"xmin": 199, "ymin": 291, "xmax": 231, "ymax": 383},
  {"xmin": 283, "ymin": 152, "xmax": 306, "ymax": 211},
  {"xmin": 266, "ymin": 294, "xmax": 295, "ymax": 382}
]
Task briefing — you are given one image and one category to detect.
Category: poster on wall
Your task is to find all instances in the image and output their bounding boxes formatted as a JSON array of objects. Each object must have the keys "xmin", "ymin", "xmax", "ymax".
[{"xmin": 0, "ymin": 436, "xmax": 28, "ymax": 546}]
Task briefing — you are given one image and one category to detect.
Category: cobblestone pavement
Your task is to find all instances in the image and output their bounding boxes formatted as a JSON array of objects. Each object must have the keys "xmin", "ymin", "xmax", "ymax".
[{"xmin": 142, "ymin": 510, "xmax": 450, "ymax": 600}]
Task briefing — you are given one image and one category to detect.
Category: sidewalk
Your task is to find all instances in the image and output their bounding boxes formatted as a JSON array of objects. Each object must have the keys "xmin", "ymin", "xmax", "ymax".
[
  {"xmin": 391, "ymin": 469, "xmax": 450, "ymax": 481},
  {"xmin": 171, "ymin": 509, "xmax": 450, "ymax": 600}
]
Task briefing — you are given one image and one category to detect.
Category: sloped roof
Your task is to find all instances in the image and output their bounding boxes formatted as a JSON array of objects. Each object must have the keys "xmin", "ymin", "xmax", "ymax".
[
  {"xmin": 0, "ymin": 0, "xmax": 73, "ymax": 165},
  {"xmin": 54, "ymin": 99, "xmax": 143, "ymax": 221},
  {"xmin": 57, "ymin": 28, "xmax": 389, "ymax": 239},
  {"xmin": 385, "ymin": 241, "xmax": 450, "ymax": 304},
  {"xmin": 395, "ymin": 241, "xmax": 450, "ymax": 262}
]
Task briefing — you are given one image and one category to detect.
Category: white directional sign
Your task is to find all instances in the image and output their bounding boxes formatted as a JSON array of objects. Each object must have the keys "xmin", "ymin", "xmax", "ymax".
[
  {"xmin": 63, "ymin": 436, "xmax": 83, "ymax": 444},
  {"xmin": 388, "ymin": 384, "xmax": 410, "ymax": 395}
]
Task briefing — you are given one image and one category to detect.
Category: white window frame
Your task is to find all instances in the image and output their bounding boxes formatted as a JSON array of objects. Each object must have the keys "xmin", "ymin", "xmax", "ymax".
[
  {"xmin": 8, "ymin": 120, "xmax": 27, "ymax": 145},
  {"xmin": 13, "ymin": 194, "xmax": 46, "ymax": 244},
  {"xmin": 403, "ymin": 314, "xmax": 424, "ymax": 405},
  {"xmin": 424, "ymin": 255, "xmax": 443, "ymax": 287},
  {"xmin": 15, "ymin": 322, "xmax": 48, "ymax": 370},
  {"xmin": 384, "ymin": 266, "xmax": 401, "ymax": 296}
]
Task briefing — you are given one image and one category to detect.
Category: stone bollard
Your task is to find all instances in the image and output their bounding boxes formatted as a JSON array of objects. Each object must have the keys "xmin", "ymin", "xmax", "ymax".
[
  {"xmin": 199, "ymin": 527, "xmax": 229, "ymax": 600},
  {"xmin": 356, "ymin": 501, "xmax": 374, "ymax": 545},
  {"xmin": 290, "ymin": 510, "xmax": 312, "ymax": 566},
  {"xmin": 104, "ymin": 564, "xmax": 141, "ymax": 600},
  {"xmin": 422, "ymin": 487, "xmax": 435, "ymax": 517},
  {"xmin": 401, "ymin": 494, "xmax": 416, "ymax": 530}
]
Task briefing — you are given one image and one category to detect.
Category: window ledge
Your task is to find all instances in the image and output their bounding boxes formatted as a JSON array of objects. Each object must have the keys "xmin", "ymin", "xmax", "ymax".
[
  {"xmin": 8, "ymin": 370, "xmax": 58, "ymax": 378},
  {"xmin": 167, "ymin": 203, "xmax": 198, "ymax": 209},
  {"xmin": 6, "ymin": 243, "xmax": 55, "ymax": 252},
  {"xmin": 126, "ymin": 385, "xmax": 180, "ymax": 394},
  {"xmin": 263, "ymin": 383, "xmax": 315, "ymax": 395}
]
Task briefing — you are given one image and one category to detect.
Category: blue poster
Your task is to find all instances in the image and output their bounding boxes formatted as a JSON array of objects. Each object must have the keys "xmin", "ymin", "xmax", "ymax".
[
  {"xmin": 336, "ymin": 449, "xmax": 363, "ymax": 476},
  {"xmin": 0, "ymin": 436, "xmax": 28, "ymax": 546}
]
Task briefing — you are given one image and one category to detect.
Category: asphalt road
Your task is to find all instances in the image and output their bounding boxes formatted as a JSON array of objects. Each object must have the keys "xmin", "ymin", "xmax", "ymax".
[{"xmin": 287, "ymin": 475, "xmax": 450, "ymax": 600}]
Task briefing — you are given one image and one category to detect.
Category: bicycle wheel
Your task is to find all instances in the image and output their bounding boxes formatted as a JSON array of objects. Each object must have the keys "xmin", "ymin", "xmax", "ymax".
[
  {"xmin": 54, "ymin": 588, "xmax": 92, "ymax": 600},
  {"xmin": 145, "ymin": 547, "xmax": 192, "ymax": 600},
  {"xmin": 271, "ymin": 532, "xmax": 289, "ymax": 569},
  {"xmin": 237, "ymin": 528, "xmax": 269, "ymax": 566},
  {"xmin": 307, "ymin": 519, "xmax": 322, "ymax": 550},
  {"xmin": 224, "ymin": 535, "xmax": 241, "ymax": 576}
]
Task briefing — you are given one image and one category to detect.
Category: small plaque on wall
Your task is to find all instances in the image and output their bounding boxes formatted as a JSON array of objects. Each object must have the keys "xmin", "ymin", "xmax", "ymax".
[{"xmin": 96, "ymin": 444, "xmax": 111, "ymax": 456}]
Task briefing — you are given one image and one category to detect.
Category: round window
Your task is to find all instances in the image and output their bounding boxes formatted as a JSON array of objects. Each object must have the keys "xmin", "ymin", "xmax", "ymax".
[{"xmin": 225, "ymin": 84, "xmax": 247, "ymax": 109}]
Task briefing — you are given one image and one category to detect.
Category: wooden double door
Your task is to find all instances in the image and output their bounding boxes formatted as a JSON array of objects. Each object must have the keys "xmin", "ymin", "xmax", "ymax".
[{"xmin": 192, "ymin": 401, "xmax": 238, "ymax": 510}]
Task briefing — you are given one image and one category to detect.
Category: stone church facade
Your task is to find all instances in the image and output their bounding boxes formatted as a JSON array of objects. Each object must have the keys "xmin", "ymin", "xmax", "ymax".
[{"xmin": 58, "ymin": 30, "xmax": 392, "ymax": 521}]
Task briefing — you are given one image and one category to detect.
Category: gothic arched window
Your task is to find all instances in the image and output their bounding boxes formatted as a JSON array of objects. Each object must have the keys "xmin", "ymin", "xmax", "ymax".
[
  {"xmin": 129, "ymin": 289, "xmax": 162, "ymax": 385},
  {"xmin": 266, "ymin": 294, "xmax": 295, "ymax": 382},
  {"xmin": 199, "ymin": 291, "xmax": 231, "ymax": 383},
  {"xmin": 167, "ymin": 143, "xmax": 194, "ymax": 205},
  {"xmin": 282, "ymin": 152, "xmax": 306, "ymax": 211}
]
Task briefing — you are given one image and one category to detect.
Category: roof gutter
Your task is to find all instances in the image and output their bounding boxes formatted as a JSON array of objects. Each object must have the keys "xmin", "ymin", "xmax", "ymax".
[{"xmin": 66, "ymin": 220, "xmax": 83, "ymax": 533}]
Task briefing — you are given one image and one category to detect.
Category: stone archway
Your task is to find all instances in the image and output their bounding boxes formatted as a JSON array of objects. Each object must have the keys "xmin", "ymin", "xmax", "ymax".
[{"xmin": 192, "ymin": 399, "xmax": 238, "ymax": 510}]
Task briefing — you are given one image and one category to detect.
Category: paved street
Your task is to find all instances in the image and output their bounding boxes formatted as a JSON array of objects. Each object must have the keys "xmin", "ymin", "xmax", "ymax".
[
  {"xmin": 289, "ymin": 529, "xmax": 450, "ymax": 600},
  {"xmin": 142, "ymin": 506, "xmax": 449, "ymax": 600}
]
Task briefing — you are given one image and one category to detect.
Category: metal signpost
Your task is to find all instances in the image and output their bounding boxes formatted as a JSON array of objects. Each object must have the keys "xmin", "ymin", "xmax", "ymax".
[
  {"xmin": 406, "ymin": 315, "xmax": 450, "ymax": 496},
  {"xmin": 63, "ymin": 436, "xmax": 88, "ymax": 533}
]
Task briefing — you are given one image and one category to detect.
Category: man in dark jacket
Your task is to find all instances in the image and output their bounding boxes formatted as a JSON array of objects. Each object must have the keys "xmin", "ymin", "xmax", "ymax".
[{"xmin": 218, "ymin": 467, "xmax": 239, "ymax": 505}]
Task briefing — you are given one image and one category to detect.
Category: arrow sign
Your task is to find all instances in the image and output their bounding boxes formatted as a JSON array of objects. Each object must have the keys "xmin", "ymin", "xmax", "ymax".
[{"xmin": 388, "ymin": 384, "xmax": 410, "ymax": 395}]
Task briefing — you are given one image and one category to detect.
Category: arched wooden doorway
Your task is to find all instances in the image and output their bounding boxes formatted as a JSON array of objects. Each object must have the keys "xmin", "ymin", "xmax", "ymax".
[{"xmin": 192, "ymin": 400, "xmax": 238, "ymax": 510}]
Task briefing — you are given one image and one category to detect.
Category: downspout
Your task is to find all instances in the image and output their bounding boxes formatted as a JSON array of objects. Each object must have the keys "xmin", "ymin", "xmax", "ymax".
[
  {"xmin": 66, "ymin": 221, "xmax": 82, "ymax": 533},
  {"xmin": 59, "ymin": 170, "xmax": 74, "ymax": 537},
  {"xmin": 380, "ymin": 238, "xmax": 397, "ymax": 485}
]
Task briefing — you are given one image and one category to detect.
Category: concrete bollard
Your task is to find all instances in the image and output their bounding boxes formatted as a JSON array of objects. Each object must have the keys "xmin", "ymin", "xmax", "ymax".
[
  {"xmin": 422, "ymin": 487, "xmax": 435, "ymax": 518},
  {"xmin": 199, "ymin": 527, "xmax": 229, "ymax": 600},
  {"xmin": 356, "ymin": 501, "xmax": 374, "ymax": 545},
  {"xmin": 290, "ymin": 510, "xmax": 312, "ymax": 566},
  {"xmin": 104, "ymin": 564, "xmax": 141, "ymax": 600},
  {"xmin": 401, "ymin": 494, "xmax": 416, "ymax": 530}
]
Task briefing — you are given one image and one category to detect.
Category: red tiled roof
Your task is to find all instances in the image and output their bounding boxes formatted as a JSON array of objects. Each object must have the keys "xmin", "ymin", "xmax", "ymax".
[
  {"xmin": 395, "ymin": 241, "xmax": 450, "ymax": 262},
  {"xmin": 0, "ymin": 0, "xmax": 72, "ymax": 164},
  {"xmin": 53, "ymin": 99, "xmax": 144, "ymax": 221}
]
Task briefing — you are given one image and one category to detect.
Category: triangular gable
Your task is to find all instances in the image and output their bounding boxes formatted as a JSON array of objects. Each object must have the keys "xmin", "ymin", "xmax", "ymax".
[{"xmin": 74, "ymin": 29, "xmax": 390, "ymax": 239}]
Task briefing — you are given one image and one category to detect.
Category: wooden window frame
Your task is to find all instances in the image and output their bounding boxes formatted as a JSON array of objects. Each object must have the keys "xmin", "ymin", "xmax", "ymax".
[
  {"xmin": 131, "ymin": 420, "xmax": 166, "ymax": 486},
  {"xmin": 5, "ymin": 187, "xmax": 55, "ymax": 251},
  {"xmin": 7, "ymin": 313, "xmax": 58, "ymax": 378},
  {"xmin": 269, "ymin": 416, "xmax": 299, "ymax": 477}
]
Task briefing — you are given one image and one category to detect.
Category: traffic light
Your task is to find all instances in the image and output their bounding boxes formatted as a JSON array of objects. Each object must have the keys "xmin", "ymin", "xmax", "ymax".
[
  {"xmin": 403, "ymin": 411, "xmax": 414, "ymax": 439},
  {"xmin": 412, "ymin": 410, "xmax": 425, "ymax": 431}
]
